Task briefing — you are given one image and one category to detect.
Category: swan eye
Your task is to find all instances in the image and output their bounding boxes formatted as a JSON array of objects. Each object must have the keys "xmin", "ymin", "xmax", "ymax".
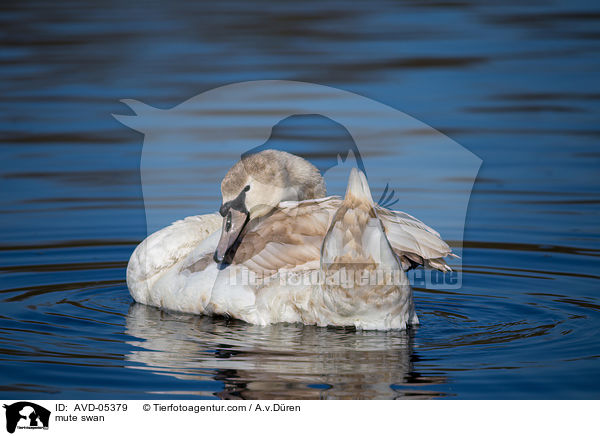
[{"xmin": 244, "ymin": 185, "xmax": 250, "ymax": 192}]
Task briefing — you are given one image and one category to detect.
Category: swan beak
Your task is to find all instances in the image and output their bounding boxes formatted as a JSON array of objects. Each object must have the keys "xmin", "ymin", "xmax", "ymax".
[{"xmin": 214, "ymin": 209, "xmax": 248, "ymax": 263}]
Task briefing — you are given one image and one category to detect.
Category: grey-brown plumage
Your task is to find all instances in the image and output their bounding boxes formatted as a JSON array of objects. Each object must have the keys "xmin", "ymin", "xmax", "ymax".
[{"xmin": 221, "ymin": 150, "xmax": 326, "ymax": 202}]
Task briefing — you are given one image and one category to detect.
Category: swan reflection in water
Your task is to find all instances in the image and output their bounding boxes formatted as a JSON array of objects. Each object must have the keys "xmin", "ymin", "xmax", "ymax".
[{"xmin": 125, "ymin": 303, "xmax": 447, "ymax": 399}]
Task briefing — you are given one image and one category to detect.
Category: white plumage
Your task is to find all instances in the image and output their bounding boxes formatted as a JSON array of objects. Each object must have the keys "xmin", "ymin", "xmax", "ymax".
[{"xmin": 127, "ymin": 151, "xmax": 454, "ymax": 330}]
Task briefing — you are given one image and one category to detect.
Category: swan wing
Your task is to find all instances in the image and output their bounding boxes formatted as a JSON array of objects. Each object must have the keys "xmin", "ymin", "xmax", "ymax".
[
  {"xmin": 376, "ymin": 206, "xmax": 455, "ymax": 272},
  {"xmin": 231, "ymin": 198, "xmax": 340, "ymax": 275},
  {"xmin": 231, "ymin": 196, "xmax": 455, "ymax": 275}
]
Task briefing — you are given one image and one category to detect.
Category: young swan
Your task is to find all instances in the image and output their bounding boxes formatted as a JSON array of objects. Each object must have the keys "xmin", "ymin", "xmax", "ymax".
[
  {"xmin": 214, "ymin": 150, "xmax": 326, "ymax": 263},
  {"xmin": 127, "ymin": 149, "xmax": 452, "ymax": 329}
]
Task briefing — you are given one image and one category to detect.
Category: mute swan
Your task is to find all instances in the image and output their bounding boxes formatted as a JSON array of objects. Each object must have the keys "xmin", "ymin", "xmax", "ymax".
[{"xmin": 127, "ymin": 150, "xmax": 454, "ymax": 330}]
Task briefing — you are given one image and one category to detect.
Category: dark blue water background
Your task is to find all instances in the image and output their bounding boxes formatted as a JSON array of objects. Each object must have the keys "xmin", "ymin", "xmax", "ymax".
[{"xmin": 1, "ymin": 0, "xmax": 599, "ymax": 399}]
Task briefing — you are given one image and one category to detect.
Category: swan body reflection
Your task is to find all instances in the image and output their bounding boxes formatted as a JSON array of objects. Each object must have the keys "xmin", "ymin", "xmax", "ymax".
[{"xmin": 125, "ymin": 303, "xmax": 447, "ymax": 399}]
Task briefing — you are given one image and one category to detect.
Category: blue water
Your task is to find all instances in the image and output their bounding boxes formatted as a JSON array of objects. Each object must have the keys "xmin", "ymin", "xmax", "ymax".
[{"xmin": 1, "ymin": 0, "xmax": 599, "ymax": 399}]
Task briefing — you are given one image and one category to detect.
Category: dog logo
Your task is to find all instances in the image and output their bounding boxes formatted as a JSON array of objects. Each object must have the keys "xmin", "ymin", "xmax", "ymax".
[{"xmin": 3, "ymin": 402, "xmax": 50, "ymax": 433}]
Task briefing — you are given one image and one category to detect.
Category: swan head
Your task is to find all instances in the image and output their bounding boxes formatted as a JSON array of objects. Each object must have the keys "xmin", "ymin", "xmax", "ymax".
[{"xmin": 214, "ymin": 149, "xmax": 326, "ymax": 263}]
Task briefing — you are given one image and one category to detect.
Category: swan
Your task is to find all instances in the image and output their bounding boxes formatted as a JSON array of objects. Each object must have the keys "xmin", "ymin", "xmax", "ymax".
[{"xmin": 127, "ymin": 150, "xmax": 455, "ymax": 330}]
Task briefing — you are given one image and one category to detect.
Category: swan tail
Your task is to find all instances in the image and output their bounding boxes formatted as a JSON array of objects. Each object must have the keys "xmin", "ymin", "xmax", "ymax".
[
  {"xmin": 321, "ymin": 168, "xmax": 397, "ymax": 269},
  {"xmin": 318, "ymin": 169, "xmax": 417, "ymax": 329}
]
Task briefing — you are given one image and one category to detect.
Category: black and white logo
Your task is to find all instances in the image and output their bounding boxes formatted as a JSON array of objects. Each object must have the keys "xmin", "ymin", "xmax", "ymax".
[{"xmin": 3, "ymin": 402, "xmax": 50, "ymax": 434}]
